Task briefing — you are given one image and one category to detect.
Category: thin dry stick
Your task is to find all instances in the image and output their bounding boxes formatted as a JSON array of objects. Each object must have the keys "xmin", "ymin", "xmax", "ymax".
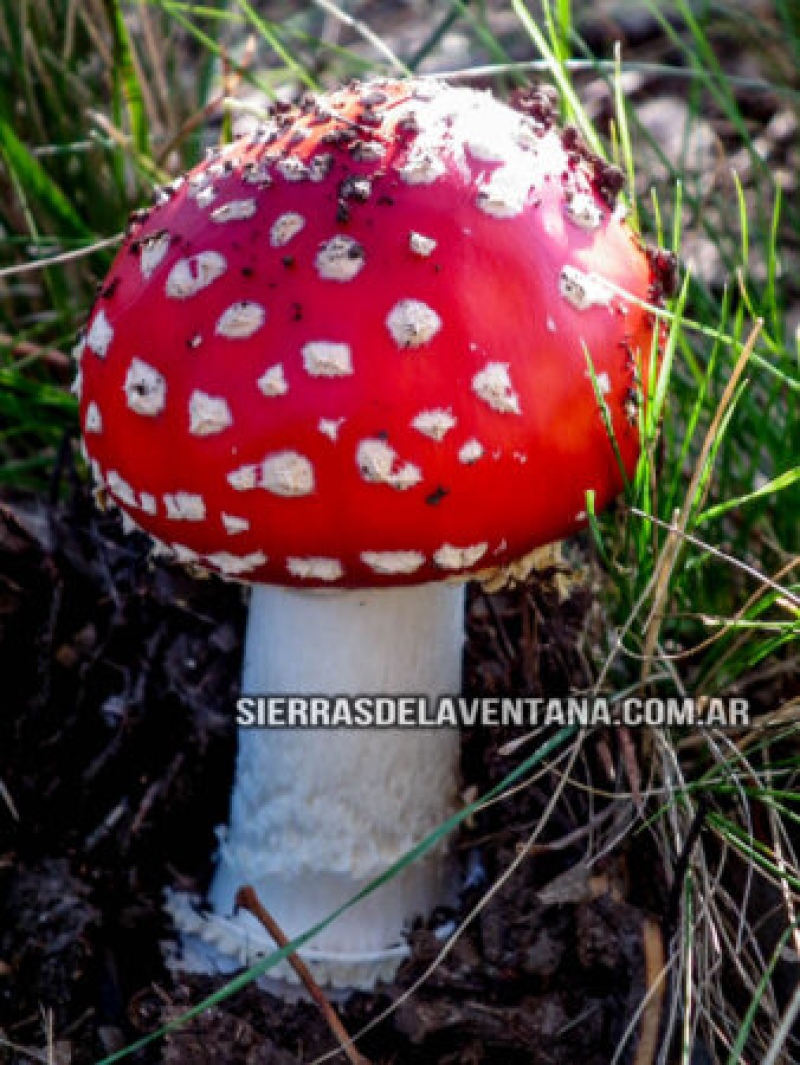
[
  {"xmin": 310, "ymin": 0, "xmax": 409, "ymax": 75},
  {"xmin": 155, "ymin": 35, "xmax": 257, "ymax": 166},
  {"xmin": 156, "ymin": 90, "xmax": 230, "ymax": 166},
  {"xmin": 630, "ymin": 510, "xmax": 800, "ymax": 612},
  {"xmin": 617, "ymin": 724, "xmax": 644, "ymax": 809},
  {"xmin": 0, "ymin": 775, "xmax": 19, "ymax": 821},
  {"xmin": 614, "ymin": 555, "xmax": 800, "ymax": 665},
  {"xmin": 0, "ymin": 333, "xmax": 71, "ymax": 371},
  {"xmin": 733, "ymin": 698, "xmax": 800, "ymax": 753},
  {"xmin": 138, "ymin": 2, "xmax": 176, "ymax": 140},
  {"xmin": 235, "ymin": 886, "xmax": 371, "ymax": 1065},
  {"xmin": 0, "ymin": 1034, "xmax": 49, "ymax": 1064},
  {"xmin": 462, "ymin": 799, "xmax": 625, "ymax": 857},
  {"xmin": 88, "ymin": 111, "xmax": 140, "ymax": 156},
  {"xmin": 82, "ymin": 0, "xmax": 114, "ymax": 69},
  {"xmin": 764, "ymin": 752, "xmax": 800, "ymax": 964},
  {"xmin": 0, "ymin": 236, "xmax": 122, "ymax": 281},
  {"xmin": 62, "ymin": 0, "xmax": 79, "ymax": 62},
  {"xmin": 632, "ymin": 918, "xmax": 668, "ymax": 1065},
  {"xmin": 761, "ymin": 973, "xmax": 800, "ymax": 1065}
]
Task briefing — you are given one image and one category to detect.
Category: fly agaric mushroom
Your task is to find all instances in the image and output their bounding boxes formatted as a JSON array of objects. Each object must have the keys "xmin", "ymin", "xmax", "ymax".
[{"xmin": 76, "ymin": 78, "xmax": 675, "ymax": 989}]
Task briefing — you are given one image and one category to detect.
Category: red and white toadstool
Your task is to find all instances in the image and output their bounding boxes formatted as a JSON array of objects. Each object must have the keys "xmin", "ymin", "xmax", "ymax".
[{"xmin": 77, "ymin": 78, "xmax": 675, "ymax": 989}]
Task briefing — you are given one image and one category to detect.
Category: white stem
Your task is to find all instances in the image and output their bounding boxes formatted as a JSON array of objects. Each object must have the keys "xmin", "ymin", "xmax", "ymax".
[{"xmin": 180, "ymin": 583, "xmax": 464, "ymax": 990}]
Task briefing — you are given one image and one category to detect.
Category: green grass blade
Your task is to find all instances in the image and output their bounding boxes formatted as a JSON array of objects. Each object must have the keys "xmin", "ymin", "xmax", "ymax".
[
  {"xmin": 103, "ymin": 0, "xmax": 150, "ymax": 156},
  {"xmin": 233, "ymin": 0, "xmax": 319, "ymax": 91},
  {"xmin": 0, "ymin": 114, "xmax": 92, "ymax": 239},
  {"xmin": 511, "ymin": 0, "xmax": 603, "ymax": 156},
  {"xmin": 697, "ymin": 469, "xmax": 800, "ymax": 526}
]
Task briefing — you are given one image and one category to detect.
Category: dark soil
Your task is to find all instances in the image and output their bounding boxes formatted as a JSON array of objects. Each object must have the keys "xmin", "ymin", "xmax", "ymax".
[{"xmin": 0, "ymin": 461, "xmax": 675, "ymax": 1065}]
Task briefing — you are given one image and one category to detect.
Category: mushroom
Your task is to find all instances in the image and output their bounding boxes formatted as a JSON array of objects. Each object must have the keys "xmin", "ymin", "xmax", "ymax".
[{"xmin": 77, "ymin": 79, "xmax": 674, "ymax": 989}]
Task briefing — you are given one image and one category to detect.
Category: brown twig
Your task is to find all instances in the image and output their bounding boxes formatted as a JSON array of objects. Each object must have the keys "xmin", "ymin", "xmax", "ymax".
[
  {"xmin": 0, "ymin": 333, "xmax": 71, "ymax": 372},
  {"xmin": 617, "ymin": 725, "xmax": 644, "ymax": 811},
  {"xmin": 633, "ymin": 916, "xmax": 667, "ymax": 1065},
  {"xmin": 155, "ymin": 35, "xmax": 258, "ymax": 167},
  {"xmin": 235, "ymin": 886, "xmax": 371, "ymax": 1065}
]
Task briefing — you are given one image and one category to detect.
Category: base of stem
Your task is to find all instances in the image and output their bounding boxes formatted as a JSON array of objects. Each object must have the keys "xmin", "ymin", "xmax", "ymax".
[
  {"xmin": 167, "ymin": 582, "xmax": 465, "ymax": 991},
  {"xmin": 165, "ymin": 886, "xmax": 411, "ymax": 991}
]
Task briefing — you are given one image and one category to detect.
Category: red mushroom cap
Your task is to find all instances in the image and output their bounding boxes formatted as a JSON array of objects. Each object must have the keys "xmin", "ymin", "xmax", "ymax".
[{"xmin": 78, "ymin": 79, "xmax": 674, "ymax": 588}]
